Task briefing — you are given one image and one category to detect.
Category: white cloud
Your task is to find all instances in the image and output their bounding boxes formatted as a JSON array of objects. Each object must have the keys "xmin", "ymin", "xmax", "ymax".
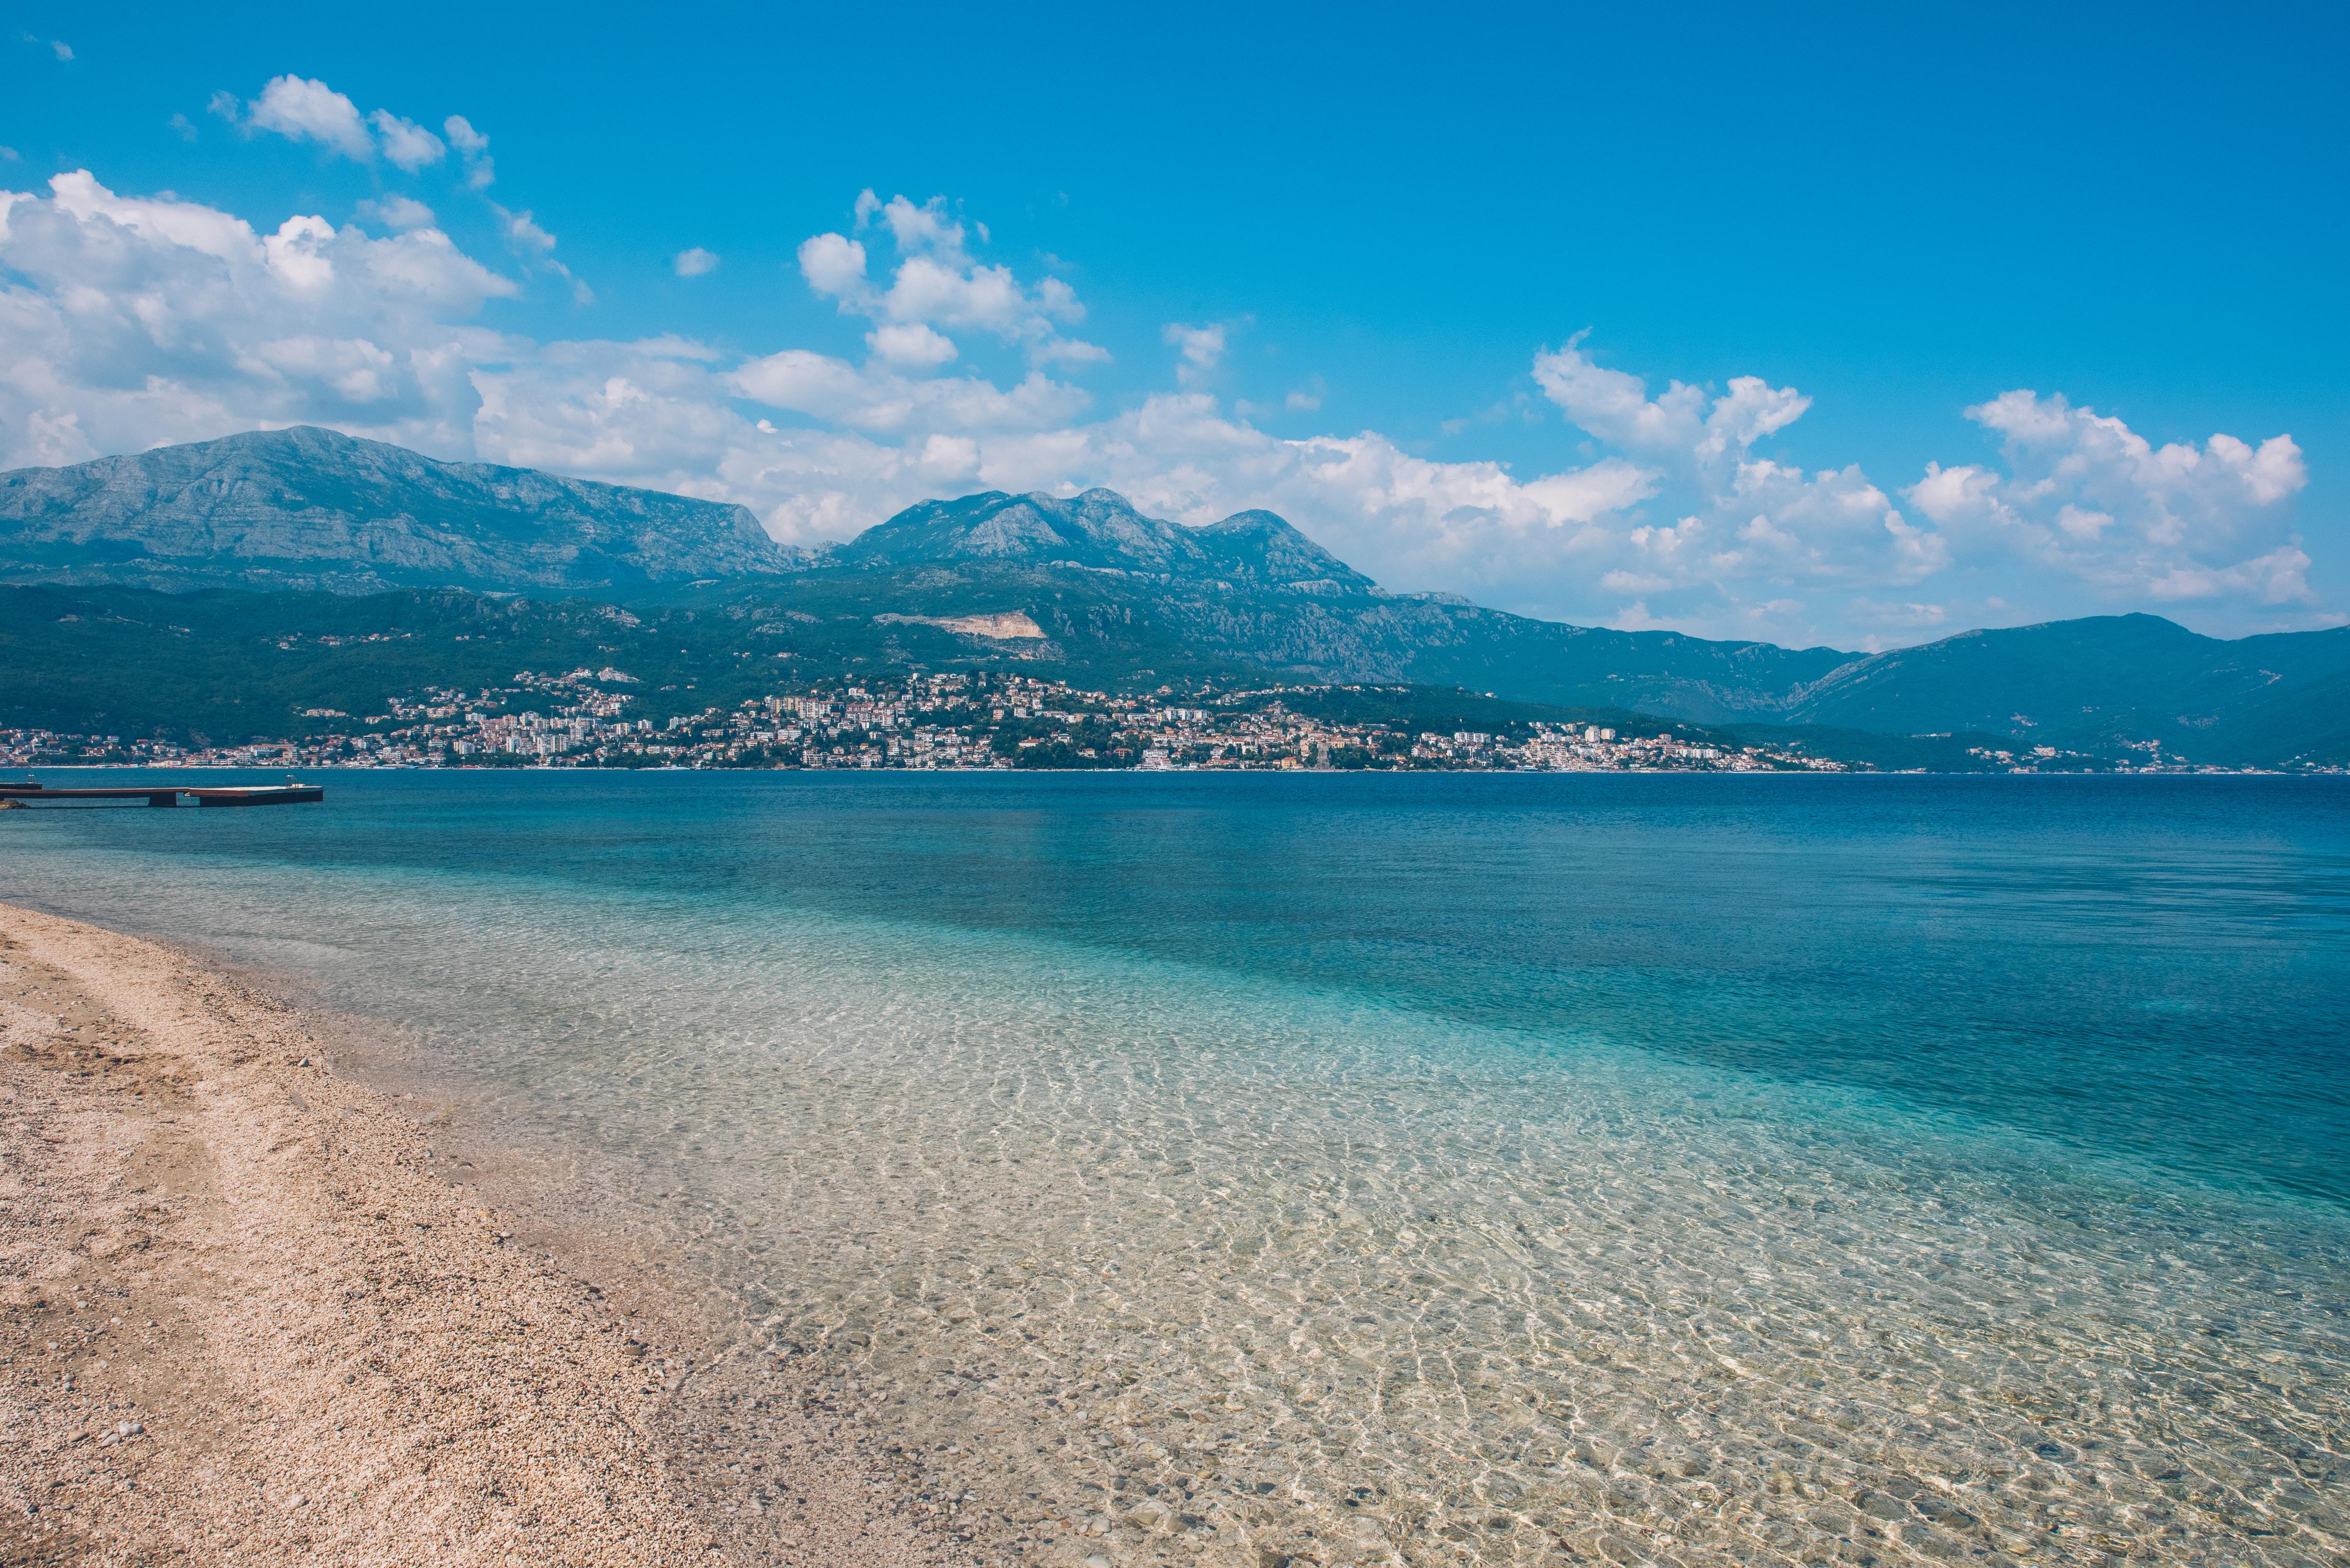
[
  {"xmin": 1162, "ymin": 322, "xmax": 1226, "ymax": 388},
  {"xmin": 1510, "ymin": 337, "xmax": 2314, "ymax": 635},
  {"xmin": 727, "ymin": 349, "xmax": 1089, "ymax": 438},
  {"xmin": 798, "ymin": 189, "xmax": 1104, "ymax": 365},
  {"xmin": 673, "ymin": 246, "xmax": 719, "ymax": 277},
  {"xmin": 790, "ymin": 387, "xmax": 1667, "ymax": 603},
  {"xmin": 1533, "ymin": 338, "xmax": 1710, "ymax": 453},
  {"xmin": 51, "ymin": 40, "xmax": 72, "ymax": 62},
  {"xmin": 884, "ymin": 254, "xmax": 1028, "ymax": 330},
  {"xmin": 1906, "ymin": 389, "xmax": 2312, "ymax": 606},
  {"xmin": 0, "ymin": 170, "xmax": 516, "ymax": 464},
  {"xmin": 1535, "ymin": 335, "xmax": 1808, "ymax": 464},
  {"xmin": 0, "ymin": 146, "xmax": 16, "ymax": 163},
  {"xmin": 368, "ymin": 110, "xmax": 445, "ymax": 172},
  {"xmin": 796, "ymin": 231, "xmax": 867, "ymax": 298},
  {"xmin": 443, "ymin": 115, "xmax": 494, "ymax": 188},
  {"xmin": 865, "ymin": 322, "xmax": 957, "ymax": 369},
  {"xmin": 234, "ymin": 77, "xmax": 482, "ymax": 184},
  {"xmin": 1030, "ymin": 336, "xmax": 1111, "ymax": 367},
  {"xmin": 871, "ymin": 192, "xmax": 964, "ymax": 253},
  {"xmin": 246, "ymin": 75, "xmax": 373, "ymax": 161},
  {"xmin": 0, "ymin": 168, "xmax": 2325, "ymax": 643},
  {"xmin": 494, "ymin": 205, "xmax": 557, "ymax": 253},
  {"xmin": 356, "ymin": 194, "xmax": 436, "ymax": 231},
  {"xmin": 443, "ymin": 115, "xmax": 489, "ymax": 158},
  {"xmin": 480, "ymin": 203, "xmax": 585, "ymax": 304},
  {"xmin": 1526, "ymin": 337, "xmax": 1942, "ymax": 621}
]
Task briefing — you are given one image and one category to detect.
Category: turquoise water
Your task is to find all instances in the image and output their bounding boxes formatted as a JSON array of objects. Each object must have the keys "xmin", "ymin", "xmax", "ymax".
[{"xmin": 6, "ymin": 772, "xmax": 2347, "ymax": 1565}]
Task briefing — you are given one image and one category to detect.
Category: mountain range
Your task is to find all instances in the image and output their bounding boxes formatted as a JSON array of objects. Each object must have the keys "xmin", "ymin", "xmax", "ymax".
[
  {"xmin": 3, "ymin": 428, "xmax": 2345, "ymax": 766},
  {"xmin": 0, "ymin": 425, "xmax": 803, "ymax": 594}
]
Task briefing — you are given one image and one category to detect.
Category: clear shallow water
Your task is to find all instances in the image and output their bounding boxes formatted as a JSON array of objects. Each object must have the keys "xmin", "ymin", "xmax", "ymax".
[{"xmin": 6, "ymin": 772, "xmax": 2347, "ymax": 1565}]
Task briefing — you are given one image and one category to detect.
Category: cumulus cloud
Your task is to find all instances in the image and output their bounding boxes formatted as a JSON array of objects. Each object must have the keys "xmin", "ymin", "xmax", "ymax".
[
  {"xmin": 865, "ymin": 322, "xmax": 957, "ymax": 369},
  {"xmin": 229, "ymin": 77, "xmax": 487, "ymax": 185},
  {"xmin": 673, "ymin": 246, "xmax": 719, "ymax": 277},
  {"xmin": 1535, "ymin": 336, "xmax": 1809, "ymax": 464},
  {"xmin": 1907, "ymin": 389, "xmax": 2312, "ymax": 607},
  {"xmin": 1515, "ymin": 340, "xmax": 2317, "ymax": 636},
  {"xmin": 368, "ymin": 110, "xmax": 445, "ymax": 172},
  {"xmin": 1528, "ymin": 337, "xmax": 1943, "ymax": 624},
  {"xmin": 0, "ymin": 170, "xmax": 516, "ymax": 464},
  {"xmin": 796, "ymin": 190, "xmax": 1105, "ymax": 366},
  {"xmin": 0, "ymin": 168, "xmax": 2324, "ymax": 643},
  {"xmin": 245, "ymin": 75, "xmax": 373, "ymax": 161},
  {"xmin": 796, "ymin": 231, "xmax": 866, "ymax": 297}
]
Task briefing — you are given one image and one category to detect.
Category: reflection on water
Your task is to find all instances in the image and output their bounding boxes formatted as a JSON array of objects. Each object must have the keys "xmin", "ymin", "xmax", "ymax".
[{"xmin": 7, "ymin": 772, "xmax": 2347, "ymax": 1565}]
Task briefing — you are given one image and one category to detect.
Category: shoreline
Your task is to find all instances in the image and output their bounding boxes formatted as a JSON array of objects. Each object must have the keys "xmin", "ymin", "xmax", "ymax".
[
  {"xmin": 0, "ymin": 903, "xmax": 967, "ymax": 1566},
  {"xmin": 5, "ymin": 761, "xmax": 2328, "ymax": 779}
]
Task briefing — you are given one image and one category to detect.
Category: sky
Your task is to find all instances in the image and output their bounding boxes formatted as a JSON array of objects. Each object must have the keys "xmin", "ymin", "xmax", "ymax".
[{"xmin": 2, "ymin": 1, "xmax": 2343, "ymax": 650}]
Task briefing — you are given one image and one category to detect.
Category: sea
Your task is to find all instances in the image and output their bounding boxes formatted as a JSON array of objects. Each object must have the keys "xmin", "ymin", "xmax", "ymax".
[{"xmin": 5, "ymin": 770, "xmax": 2345, "ymax": 1566}]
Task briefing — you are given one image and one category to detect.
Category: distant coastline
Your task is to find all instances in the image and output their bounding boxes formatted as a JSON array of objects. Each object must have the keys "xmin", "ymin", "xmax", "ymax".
[{"xmin": 10, "ymin": 668, "xmax": 2332, "ymax": 778}]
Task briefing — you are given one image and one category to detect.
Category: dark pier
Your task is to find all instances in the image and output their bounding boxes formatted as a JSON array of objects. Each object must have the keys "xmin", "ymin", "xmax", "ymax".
[{"xmin": 0, "ymin": 780, "xmax": 324, "ymax": 808}]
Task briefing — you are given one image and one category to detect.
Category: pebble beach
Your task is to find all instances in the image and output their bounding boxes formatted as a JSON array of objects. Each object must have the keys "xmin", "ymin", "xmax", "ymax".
[{"xmin": 0, "ymin": 903, "xmax": 967, "ymax": 1567}]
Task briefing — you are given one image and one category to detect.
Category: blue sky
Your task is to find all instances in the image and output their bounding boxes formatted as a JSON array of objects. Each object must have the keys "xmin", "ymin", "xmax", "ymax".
[{"xmin": 3, "ymin": 0, "xmax": 2342, "ymax": 648}]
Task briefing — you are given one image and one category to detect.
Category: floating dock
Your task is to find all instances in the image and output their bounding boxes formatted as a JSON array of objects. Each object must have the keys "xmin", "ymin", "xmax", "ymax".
[{"xmin": 0, "ymin": 781, "xmax": 324, "ymax": 808}]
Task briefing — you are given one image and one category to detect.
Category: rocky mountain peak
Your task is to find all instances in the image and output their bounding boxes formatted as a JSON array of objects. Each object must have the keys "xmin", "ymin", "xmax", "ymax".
[
  {"xmin": 0, "ymin": 426, "xmax": 808, "ymax": 595},
  {"xmin": 834, "ymin": 487, "xmax": 1373, "ymax": 592}
]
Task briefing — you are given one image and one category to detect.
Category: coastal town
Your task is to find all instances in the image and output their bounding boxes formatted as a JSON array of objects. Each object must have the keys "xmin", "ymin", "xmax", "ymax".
[
  {"xmin": 2, "ymin": 667, "xmax": 1874, "ymax": 773},
  {"xmin": 7, "ymin": 667, "xmax": 2294, "ymax": 775}
]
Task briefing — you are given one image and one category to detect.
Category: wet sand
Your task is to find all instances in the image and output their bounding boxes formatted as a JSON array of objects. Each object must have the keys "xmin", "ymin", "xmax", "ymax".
[{"xmin": 0, "ymin": 903, "xmax": 970, "ymax": 1567}]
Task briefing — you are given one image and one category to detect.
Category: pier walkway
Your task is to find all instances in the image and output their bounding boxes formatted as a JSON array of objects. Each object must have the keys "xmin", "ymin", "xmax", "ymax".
[{"xmin": 0, "ymin": 781, "xmax": 324, "ymax": 808}]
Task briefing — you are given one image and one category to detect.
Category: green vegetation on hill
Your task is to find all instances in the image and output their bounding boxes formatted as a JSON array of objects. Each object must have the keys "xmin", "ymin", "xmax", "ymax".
[
  {"xmin": 0, "ymin": 579, "xmax": 1260, "ymax": 747},
  {"xmin": 0, "ymin": 581, "xmax": 2003, "ymax": 771},
  {"xmin": 1787, "ymin": 614, "xmax": 2350, "ymax": 767}
]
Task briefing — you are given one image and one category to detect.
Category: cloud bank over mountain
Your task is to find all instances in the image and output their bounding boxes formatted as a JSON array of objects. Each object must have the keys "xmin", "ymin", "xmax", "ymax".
[{"xmin": 0, "ymin": 77, "xmax": 2323, "ymax": 646}]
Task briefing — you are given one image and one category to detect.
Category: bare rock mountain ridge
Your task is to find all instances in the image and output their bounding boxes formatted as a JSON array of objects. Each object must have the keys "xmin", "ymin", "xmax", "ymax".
[{"xmin": 0, "ymin": 426, "xmax": 807, "ymax": 594}]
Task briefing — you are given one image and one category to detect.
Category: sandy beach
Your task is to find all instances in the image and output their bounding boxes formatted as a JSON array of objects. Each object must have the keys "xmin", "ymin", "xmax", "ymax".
[{"xmin": 0, "ymin": 903, "xmax": 971, "ymax": 1567}]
